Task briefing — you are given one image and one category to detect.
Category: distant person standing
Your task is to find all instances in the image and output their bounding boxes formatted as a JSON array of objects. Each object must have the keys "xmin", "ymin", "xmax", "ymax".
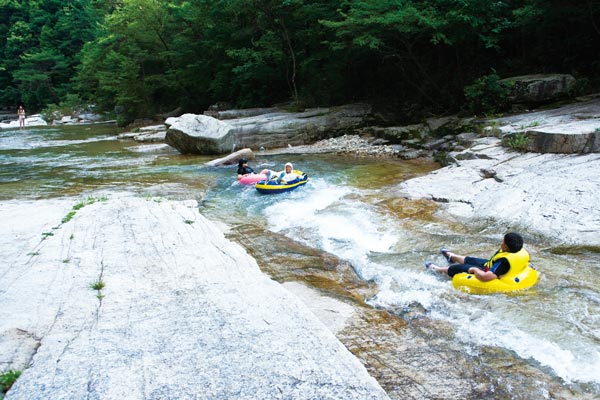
[{"xmin": 17, "ymin": 105, "xmax": 26, "ymax": 129}]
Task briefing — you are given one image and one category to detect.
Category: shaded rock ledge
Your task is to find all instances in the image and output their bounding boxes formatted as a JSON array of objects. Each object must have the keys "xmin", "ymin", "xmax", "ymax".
[{"xmin": 0, "ymin": 196, "xmax": 388, "ymax": 400}]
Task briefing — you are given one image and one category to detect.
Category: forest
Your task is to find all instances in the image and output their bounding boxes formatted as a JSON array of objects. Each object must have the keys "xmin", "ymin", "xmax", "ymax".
[{"xmin": 1, "ymin": 0, "xmax": 599, "ymax": 124}]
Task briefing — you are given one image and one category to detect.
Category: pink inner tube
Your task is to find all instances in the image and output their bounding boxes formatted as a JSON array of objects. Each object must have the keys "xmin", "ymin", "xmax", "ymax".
[{"xmin": 239, "ymin": 173, "xmax": 267, "ymax": 184}]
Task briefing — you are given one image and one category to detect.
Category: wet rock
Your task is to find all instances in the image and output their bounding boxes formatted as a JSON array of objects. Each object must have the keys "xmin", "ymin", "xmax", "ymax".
[
  {"xmin": 118, "ymin": 124, "xmax": 167, "ymax": 143},
  {"xmin": 0, "ymin": 115, "xmax": 47, "ymax": 129}
]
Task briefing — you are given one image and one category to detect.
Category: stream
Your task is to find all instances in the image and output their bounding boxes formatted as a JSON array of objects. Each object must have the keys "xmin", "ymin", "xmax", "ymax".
[{"xmin": 1, "ymin": 125, "xmax": 599, "ymax": 398}]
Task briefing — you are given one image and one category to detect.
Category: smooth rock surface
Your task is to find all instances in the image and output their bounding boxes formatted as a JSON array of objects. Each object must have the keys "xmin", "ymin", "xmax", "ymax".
[
  {"xmin": 395, "ymin": 138, "xmax": 600, "ymax": 246},
  {"xmin": 165, "ymin": 104, "xmax": 371, "ymax": 154},
  {"xmin": 0, "ymin": 196, "xmax": 388, "ymax": 400},
  {"xmin": 205, "ymin": 148, "xmax": 254, "ymax": 167},
  {"xmin": 493, "ymin": 97, "xmax": 600, "ymax": 153}
]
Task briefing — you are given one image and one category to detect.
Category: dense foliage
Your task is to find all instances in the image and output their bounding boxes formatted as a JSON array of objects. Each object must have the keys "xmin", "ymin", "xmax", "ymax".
[{"xmin": 1, "ymin": 0, "xmax": 599, "ymax": 123}]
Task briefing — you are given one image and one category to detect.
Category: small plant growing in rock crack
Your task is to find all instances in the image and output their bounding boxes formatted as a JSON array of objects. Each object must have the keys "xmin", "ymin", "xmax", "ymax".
[
  {"xmin": 70, "ymin": 234, "xmax": 74, "ymax": 240},
  {"xmin": 41, "ymin": 232, "xmax": 54, "ymax": 239},
  {"xmin": 62, "ymin": 196, "xmax": 109, "ymax": 225},
  {"xmin": 90, "ymin": 280, "xmax": 105, "ymax": 291},
  {"xmin": 519, "ymin": 121, "xmax": 540, "ymax": 129},
  {"xmin": 62, "ymin": 211, "xmax": 76, "ymax": 223},
  {"xmin": 62, "ymin": 258, "xmax": 70, "ymax": 263},
  {"xmin": 27, "ymin": 251, "xmax": 40, "ymax": 256},
  {"xmin": 184, "ymin": 219, "xmax": 194, "ymax": 225},
  {"xmin": 0, "ymin": 369, "xmax": 22, "ymax": 393},
  {"xmin": 502, "ymin": 132, "xmax": 530, "ymax": 151}
]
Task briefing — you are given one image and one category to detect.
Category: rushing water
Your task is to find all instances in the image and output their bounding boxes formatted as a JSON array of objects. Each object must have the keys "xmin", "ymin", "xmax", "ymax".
[{"xmin": 1, "ymin": 125, "xmax": 599, "ymax": 397}]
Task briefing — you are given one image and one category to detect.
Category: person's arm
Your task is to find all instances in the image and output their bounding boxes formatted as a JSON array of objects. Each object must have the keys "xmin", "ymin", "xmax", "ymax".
[
  {"xmin": 237, "ymin": 168, "xmax": 246, "ymax": 180},
  {"xmin": 467, "ymin": 267, "xmax": 498, "ymax": 282}
]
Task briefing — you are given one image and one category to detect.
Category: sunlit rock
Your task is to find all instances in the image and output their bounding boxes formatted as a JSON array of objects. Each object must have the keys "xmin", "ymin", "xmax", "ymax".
[
  {"xmin": 0, "ymin": 196, "xmax": 389, "ymax": 399},
  {"xmin": 493, "ymin": 97, "xmax": 600, "ymax": 153},
  {"xmin": 165, "ymin": 113, "xmax": 235, "ymax": 154}
]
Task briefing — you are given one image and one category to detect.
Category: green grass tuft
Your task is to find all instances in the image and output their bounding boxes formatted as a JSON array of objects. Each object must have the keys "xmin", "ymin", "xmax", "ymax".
[
  {"xmin": 90, "ymin": 280, "xmax": 105, "ymax": 291},
  {"xmin": 62, "ymin": 211, "xmax": 76, "ymax": 223},
  {"xmin": 502, "ymin": 132, "xmax": 530, "ymax": 151},
  {"xmin": 41, "ymin": 232, "xmax": 54, "ymax": 239},
  {"xmin": 0, "ymin": 369, "xmax": 21, "ymax": 392}
]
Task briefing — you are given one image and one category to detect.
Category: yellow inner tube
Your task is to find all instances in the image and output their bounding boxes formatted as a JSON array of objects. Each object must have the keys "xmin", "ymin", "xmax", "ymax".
[{"xmin": 452, "ymin": 265, "xmax": 539, "ymax": 295}]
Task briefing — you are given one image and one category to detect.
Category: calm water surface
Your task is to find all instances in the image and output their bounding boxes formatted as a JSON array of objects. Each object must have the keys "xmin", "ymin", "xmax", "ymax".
[{"xmin": 1, "ymin": 125, "xmax": 599, "ymax": 397}]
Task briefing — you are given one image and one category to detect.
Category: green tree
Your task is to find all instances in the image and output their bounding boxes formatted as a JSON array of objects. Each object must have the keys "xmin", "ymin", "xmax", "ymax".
[{"xmin": 0, "ymin": 0, "xmax": 103, "ymax": 110}]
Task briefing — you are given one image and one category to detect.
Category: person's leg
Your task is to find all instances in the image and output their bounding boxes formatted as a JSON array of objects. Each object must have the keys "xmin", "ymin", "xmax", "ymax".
[
  {"xmin": 441, "ymin": 249, "xmax": 466, "ymax": 264},
  {"xmin": 447, "ymin": 263, "xmax": 475, "ymax": 277},
  {"xmin": 463, "ymin": 257, "xmax": 488, "ymax": 268},
  {"xmin": 426, "ymin": 261, "xmax": 480, "ymax": 277},
  {"xmin": 425, "ymin": 261, "xmax": 449, "ymax": 275}
]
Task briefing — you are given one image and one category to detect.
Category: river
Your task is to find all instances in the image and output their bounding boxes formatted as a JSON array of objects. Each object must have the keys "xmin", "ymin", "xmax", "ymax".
[{"xmin": 1, "ymin": 125, "xmax": 599, "ymax": 399}]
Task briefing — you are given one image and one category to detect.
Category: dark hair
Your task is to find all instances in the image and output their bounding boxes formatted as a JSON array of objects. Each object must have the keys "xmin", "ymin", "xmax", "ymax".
[
  {"xmin": 504, "ymin": 232, "xmax": 523, "ymax": 252},
  {"xmin": 238, "ymin": 158, "xmax": 247, "ymax": 167}
]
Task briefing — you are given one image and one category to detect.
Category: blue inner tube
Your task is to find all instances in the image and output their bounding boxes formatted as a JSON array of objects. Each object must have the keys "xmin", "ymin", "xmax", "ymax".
[{"xmin": 255, "ymin": 172, "xmax": 309, "ymax": 194}]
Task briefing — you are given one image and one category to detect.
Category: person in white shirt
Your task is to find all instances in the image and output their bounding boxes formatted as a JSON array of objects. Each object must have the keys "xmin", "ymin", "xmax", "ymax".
[{"xmin": 261, "ymin": 162, "xmax": 300, "ymax": 183}]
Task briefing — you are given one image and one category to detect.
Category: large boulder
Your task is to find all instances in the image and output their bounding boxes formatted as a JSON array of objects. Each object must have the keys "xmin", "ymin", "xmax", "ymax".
[
  {"xmin": 165, "ymin": 104, "xmax": 372, "ymax": 154},
  {"xmin": 500, "ymin": 74, "xmax": 576, "ymax": 104},
  {"xmin": 165, "ymin": 113, "xmax": 235, "ymax": 154}
]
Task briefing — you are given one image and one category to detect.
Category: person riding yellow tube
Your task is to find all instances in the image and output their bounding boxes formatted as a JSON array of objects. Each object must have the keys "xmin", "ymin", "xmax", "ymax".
[{"xmin": 425, "ymin": 232, "xmax": 539, "ymax": 294}]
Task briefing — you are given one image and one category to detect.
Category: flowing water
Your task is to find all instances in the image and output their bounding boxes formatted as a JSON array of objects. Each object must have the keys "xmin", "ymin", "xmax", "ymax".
[{"xmin": 1, "ymin": 125, "xmax": 599, "ymax": 398}]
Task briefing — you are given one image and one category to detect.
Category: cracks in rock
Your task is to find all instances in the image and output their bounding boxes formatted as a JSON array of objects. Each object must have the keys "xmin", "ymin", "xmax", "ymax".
[{"xmin": 430, "ymin": 196, "xmax": 473, "ymax": 207}]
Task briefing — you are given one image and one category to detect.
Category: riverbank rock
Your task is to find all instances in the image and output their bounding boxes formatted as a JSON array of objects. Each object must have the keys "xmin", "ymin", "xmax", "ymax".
[
  {"xmin": 205, "ymin": 107, "xmax": 279, "ymax": 120},
  {"xmin": 0, "ymin": 115, "xmax": 47, "ymax": 129},
  {"xmin": 395, "ymin": 138, "xmax": 600, "ymax": 246},
  {"xmin": 165, "ymin": 104, "xmax": 372, "ymax": 155},
  {"xmin": 491, "ymin": 97, "xmax": 600, "ymax": 153},
  {"xmin": 0, "ymin": 196, "xmax": 388, "ymax": 400},
  {"xmin": 500, "ymin": 74, "xmax": 577, "ymax": 105},
  {"xmin": 118, "ymin": 124, "xmax": 168, "ymax": 143}
]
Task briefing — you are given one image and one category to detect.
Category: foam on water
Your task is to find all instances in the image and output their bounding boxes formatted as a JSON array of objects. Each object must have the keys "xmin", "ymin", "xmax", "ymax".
[
  {"xmin": 430, "ymin": 305, "xmax": 600, "ymax": 384},
  {"xmin": 264, "ymin": 178, "xmax": 397, "ymax": 275},
  {"xmin": 260, "ymin": 176, "xmax": 600, "ymax": 387},
  {"xmin": 0, "ymin": 131, "xmax": 115, "ymax": 150}
]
